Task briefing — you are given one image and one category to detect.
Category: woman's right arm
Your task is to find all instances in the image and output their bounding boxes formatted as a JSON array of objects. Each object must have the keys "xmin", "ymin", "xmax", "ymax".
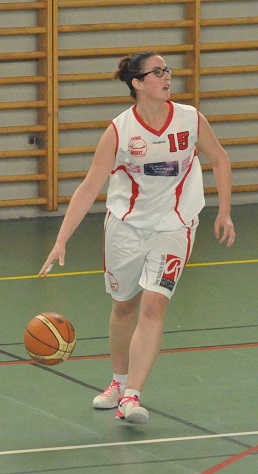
[{"xmin": 38, "ymin": 124, "xmax": 117, "ymax": 276}]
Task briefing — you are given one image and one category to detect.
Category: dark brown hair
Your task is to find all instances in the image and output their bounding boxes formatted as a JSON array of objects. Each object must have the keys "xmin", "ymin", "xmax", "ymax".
[{"xmin": 114, "ymin": 51, "xmax": 158, "ymax": 99}]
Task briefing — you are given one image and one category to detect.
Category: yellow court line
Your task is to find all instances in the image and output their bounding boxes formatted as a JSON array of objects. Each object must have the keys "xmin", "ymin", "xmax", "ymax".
[
  {"xmin": 0, "ymin": 259, "xmax": 257, "ymax": 282},
  {"xmin": 186, "ymin": 258, "xmax": 258, "ymax": 267},
  {"xmin": 0, "ymin": 270, "xmax": 103, "ymax": 282}
]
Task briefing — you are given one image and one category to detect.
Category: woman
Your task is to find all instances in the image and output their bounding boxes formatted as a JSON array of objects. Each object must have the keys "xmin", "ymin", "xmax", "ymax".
[{"xmin": 39, "ymin": 51, "xmax": 235, "ymax": 424}]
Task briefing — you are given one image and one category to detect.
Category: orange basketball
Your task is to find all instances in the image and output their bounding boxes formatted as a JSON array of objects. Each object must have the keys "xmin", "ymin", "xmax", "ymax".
[{"xmin": 24, "ymin": 312, "xmax": 76, "ymax": 365}]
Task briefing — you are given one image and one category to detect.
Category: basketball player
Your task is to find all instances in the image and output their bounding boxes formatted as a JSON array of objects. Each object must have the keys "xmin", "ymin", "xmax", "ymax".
[{"xmin": 39, "ymin": 52, "xmax": 235, "ymax": 424}]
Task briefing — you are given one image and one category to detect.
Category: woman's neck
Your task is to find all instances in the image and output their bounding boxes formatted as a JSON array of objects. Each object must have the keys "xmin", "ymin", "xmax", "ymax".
[{"xmin": 135, "ymin": 101, "xmax": 169, "ymax": 130}]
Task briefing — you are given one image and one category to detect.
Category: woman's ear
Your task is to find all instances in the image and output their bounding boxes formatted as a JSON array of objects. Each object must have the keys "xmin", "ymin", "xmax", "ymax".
[{"xmin": 132, "ymin": 77, "xmax": 143, "ymax": 93}]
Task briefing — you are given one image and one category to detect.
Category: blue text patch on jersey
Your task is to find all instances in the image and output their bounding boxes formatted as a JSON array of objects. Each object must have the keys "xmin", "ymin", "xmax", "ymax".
[{"xmin": 144, "ymin": 161, "xmax": 179, "ymax": 176}]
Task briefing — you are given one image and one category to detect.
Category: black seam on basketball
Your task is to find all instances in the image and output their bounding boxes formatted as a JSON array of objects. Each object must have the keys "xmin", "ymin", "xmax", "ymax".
[{"xmin": 25, "ymin": 328, "xmax": 59, "ymax": 350}]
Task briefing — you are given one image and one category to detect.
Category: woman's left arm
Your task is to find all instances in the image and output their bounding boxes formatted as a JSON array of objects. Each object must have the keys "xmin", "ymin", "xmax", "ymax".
[{"xmin": 197, "ymin": 112, "xmax": 235, "ymax": 247}]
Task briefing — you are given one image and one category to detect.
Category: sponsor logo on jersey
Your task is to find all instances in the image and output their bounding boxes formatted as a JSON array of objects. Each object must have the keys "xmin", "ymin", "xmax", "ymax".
[
  {"xmin": 155, "ymin": 254, "xmax": 182, "ymax": 292},
  {"xmin": 144, "ymin": 161, "xmax": 179, "ymax": 177},
  {"xmin": 128, "ymin": 136, "xmax": 147, "ymax": 157},
  {"xmin": 126, "ymin": 163, "xmax": 141, "ymax": 173}
]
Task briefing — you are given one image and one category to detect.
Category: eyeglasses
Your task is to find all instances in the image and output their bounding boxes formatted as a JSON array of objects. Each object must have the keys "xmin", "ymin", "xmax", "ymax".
[{"xmin": 134, "ymin": 67, "xmax": 173, "ymax": 79}]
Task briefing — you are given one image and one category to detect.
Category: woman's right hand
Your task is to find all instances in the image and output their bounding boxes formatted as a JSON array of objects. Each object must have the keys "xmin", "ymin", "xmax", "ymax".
[{"xmin": 38, "ymin": 242, "xmax": 66, "ymax": 277}]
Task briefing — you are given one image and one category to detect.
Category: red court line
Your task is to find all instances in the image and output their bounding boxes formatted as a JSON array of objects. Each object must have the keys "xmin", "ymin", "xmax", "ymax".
[
  {"xmin": 161, "ymin": 342, "xmax": 258, "ymax": 354},
  {"xmin": 1, "ymin": 342, "xmax": 258, "ymax": 367},
  {"xmin": 202, "ymin": 444, "xmax": 258, "ymax": 473}
]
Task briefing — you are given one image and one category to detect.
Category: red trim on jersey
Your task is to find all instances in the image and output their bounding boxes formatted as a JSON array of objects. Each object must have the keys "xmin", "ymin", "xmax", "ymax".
[
  {"xmin": 174, "ymin": 156, "xmax": 195, "ymax": 224},
  {"xmin": 111, "ymin": 122, "xmax": 119, "ymax": 155},
  {"xmin": 132, "ymin": 101, "xmax": 174, "ymax": 137},
  {"xmin": 111, "ymin": 165, "xmax": 139, "ymax": 220}
]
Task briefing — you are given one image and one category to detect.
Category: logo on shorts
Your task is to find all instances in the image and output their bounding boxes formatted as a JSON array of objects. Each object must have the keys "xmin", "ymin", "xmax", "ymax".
[
  {"xmin": 128, "ymin": 136, "xmax": 147, "ymax": 157},
  {"xmin": 107, "ymin": 271, "xmax": 119, "ymax": 292},
  {"xmin": 157, "ymin": 254, "xmax": 182, "ymax": 292}
]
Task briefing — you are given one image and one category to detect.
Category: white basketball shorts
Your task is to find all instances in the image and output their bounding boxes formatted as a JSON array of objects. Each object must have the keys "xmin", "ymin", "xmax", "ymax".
[{"xmin": 104, "ymin": 212, "xmax": 198, "ymax": 301}]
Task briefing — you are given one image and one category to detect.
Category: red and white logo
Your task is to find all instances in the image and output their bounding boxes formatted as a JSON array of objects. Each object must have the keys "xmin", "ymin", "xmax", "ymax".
[
  {"xmin": 128, "ymin": 136, "xmax": 147, "ymax": 157},
  {"xmin": 163, "ymin": 255, "xmax": 182, "ymax": 283}
]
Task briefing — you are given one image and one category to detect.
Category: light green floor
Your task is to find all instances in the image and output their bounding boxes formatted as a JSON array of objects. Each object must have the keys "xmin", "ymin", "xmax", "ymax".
[{"xmin": 0, "ymin": 204, "xmax": 258, "ymax": 473}]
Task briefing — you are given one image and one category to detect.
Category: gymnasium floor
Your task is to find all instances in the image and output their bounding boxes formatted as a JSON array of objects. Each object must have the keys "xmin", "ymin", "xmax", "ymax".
[{"xmin": 0, "ymin": 203, "xmax": 258, "ymax": 474}]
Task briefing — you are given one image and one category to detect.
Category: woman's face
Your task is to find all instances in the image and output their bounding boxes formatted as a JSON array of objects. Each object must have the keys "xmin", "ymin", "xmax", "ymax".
[{"xmin": 136, "ymin": 55, "xmax": 171, "ymax": 101}]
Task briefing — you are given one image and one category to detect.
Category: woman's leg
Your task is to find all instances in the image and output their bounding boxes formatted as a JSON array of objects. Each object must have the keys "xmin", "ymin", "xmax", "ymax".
[
  {"xmin": 93, "ymin": 292, "xmax": 142, "ymax": 409},
  {"xmin": 115, "ymin": 289, "xmax": 169, "ymax": 423},
  {"xmin": 126, "ymin": 289, "xmax": 169, "ymax": 391},
  {"xmin": 109, "ymin": 292, "xmax": 142, "ymax": 375}
]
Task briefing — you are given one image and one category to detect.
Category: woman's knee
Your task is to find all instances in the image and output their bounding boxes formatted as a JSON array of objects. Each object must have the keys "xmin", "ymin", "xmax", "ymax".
[
  {"xmin": 140, "ymin": 290, "xmax": 169, "ymax": 321},
  {"xmin": 112, "ymin": 292, "xmax": 142, "ymax": 317}
]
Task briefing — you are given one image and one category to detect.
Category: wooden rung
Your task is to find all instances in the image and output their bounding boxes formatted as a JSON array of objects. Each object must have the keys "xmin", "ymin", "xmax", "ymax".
[
  {"xmin": 0, "ymin": 149, "xmax": 46, "ymax": 159},
  {"xmin": 58, "ymin": 121, "xmax": 110, "ymax": 131},
  {"xmin": 205, "ymin": 185, "xmax": 258, "ymax": 195},
  {"xmin": 0, "ymin": 101, "xmax": 47, "ymax": 110},
  {"xmin": 231, "ymin": 161, "xmax": 258, "ymax": 170},
  {"xmin": 0, "ymin": 174, "xmax": 47, "ymax": 183},
  {"xmin": 59, "ymin": 146, "xmax": 96, "ymax": 155},
  {"xmin": 58, "ymin": 183, "xmax": 258, "ymax": 206},
  {"xmin": 59, "ymin": 141, "xmax": 258, "ymax": 156},
  {"xmin": 59, "ymin": 97, "xmax": 132, "ymax": 107},
  {"xmin": 0, "ymin": 125, "xmax": 46, "ymax": 134},
  {"xmin": 58, "ymin": 93, "xmax": 193, "ymax": 107},
  {"xmin": 0, "ymin": 2, "xmax": 46, "ymax": 11},
  {"xmin": 59, "ymin": 162, "xmax": 258, "ymax": 178},
  {"xmin": 201, "ymin": 41, "xmax": 258, "ymax": 52},
  {"xmin": 202, "ymin": 161, "xmax": 258, "ymax": 172},
  {"xmin": 59, "ymin": 44, "xmax": 194, "ymax": 58},
  {"xmin": 0, "ymin": 27, "xmax": 46, "ymax": 36},
  {"xmin": 0, "ymin": 198, "xmax": 47, "ymax": 207},
  {"xmin": 58, "ymin": 114, "xmax": 258, "ymax": 131},
  {"xmin": 201, "ymin": 65, "xmax": 258, "ymax": 75},
  {"xmin": 201, "ymin": 17, "xmax": 258, "ymax": 27},
  {"xmin": 0, "ymin": 76, "xmax": 46, "ymax": 85},
  {"xmin": 59, "ymin": 161, "xmax": 258, "ymax": 179},
  {"xmin": 231, "ymin": 185, "xmax": 258, "ymax": 193},
  {"xmin": 59, "ymin": 72, "xmax": 113, "ymax": 82},
  {"xmin": 58, "ymin": 68, "xmax": 193, "ymax": 82},
  {"xmin": 58, "ymin": 0, "xmax": 194, "ymax": 8},
  {"xmin": 206, "ymin": 113, "xmax": 258, "ymax": 123},
  {"xmin": 59, "ymin": 171, "xmax": 87, "ymax": 179},
  {"xmin": 219, "ymin": 137, "xmax": 258, "ymax": 146},
  {"xmin": 59, "ymin": 19, "xmax": 194, "ymax": 34},
  {"xmin": 58, "ymin": 194, "xmax": 106, "ymax": 204},
  {"xmin": 200, "ymin": 89, "xmax": 258, "ymax": 99},
  {"xmin": 0, "ymin": 52, "xmax": 46, "ymax": 61}
]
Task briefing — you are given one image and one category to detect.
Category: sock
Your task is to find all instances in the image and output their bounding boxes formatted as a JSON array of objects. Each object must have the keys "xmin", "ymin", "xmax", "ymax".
[
  {"xmin": 113, "ymin": 373, "xmax": 128, "ymax": 385},
  {"xmin": 124, "ymin": 388, "xmax": 141, "ymax": 399}
]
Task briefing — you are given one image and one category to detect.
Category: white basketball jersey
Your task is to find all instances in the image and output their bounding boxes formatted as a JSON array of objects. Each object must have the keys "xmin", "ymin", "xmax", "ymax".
[{"xmin": 106, "ymin": 101, "xmax": 205, "ymax": 231}]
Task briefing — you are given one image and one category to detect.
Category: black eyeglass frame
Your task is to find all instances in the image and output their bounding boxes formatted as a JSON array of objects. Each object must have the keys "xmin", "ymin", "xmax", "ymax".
[{"xmin": 134, "ymin": 67, "xmax": 173, "ymax": 79}]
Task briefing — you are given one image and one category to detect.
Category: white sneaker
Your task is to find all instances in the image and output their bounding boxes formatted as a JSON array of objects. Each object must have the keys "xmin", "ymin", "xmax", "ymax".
[
  {"xmin": 115, "ymin": 396, "xmax": 149, "ymax": 424},
  {"xmin": 93, "ymin": 380, "xmax": 125, "ymax": 409}
]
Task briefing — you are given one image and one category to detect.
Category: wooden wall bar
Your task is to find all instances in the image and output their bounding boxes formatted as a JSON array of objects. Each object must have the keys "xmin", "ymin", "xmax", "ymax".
[{"xmin": 0, "ymin": 0, "xmax": 53, "ymax": 210}]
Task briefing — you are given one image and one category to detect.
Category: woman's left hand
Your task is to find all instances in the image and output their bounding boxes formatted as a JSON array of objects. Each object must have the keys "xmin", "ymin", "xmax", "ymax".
[{"xmin": 214, "ymin": 214, "xmax": 235, "ymax": 247}]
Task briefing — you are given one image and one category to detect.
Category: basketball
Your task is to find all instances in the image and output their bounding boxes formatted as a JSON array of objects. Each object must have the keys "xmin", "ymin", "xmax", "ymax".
[{"xmin": 24, "ymin": 312, "xmax": 76, "ymax": 365}]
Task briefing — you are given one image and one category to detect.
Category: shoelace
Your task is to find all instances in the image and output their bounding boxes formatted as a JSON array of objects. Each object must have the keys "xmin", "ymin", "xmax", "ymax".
[
  {"xmin": 102, "ymin": 380, "xmax": 121, "ymax": 397},
  {"xmin": 119, "ymin": 396, "xmax": 140, "ymax": 407}
]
